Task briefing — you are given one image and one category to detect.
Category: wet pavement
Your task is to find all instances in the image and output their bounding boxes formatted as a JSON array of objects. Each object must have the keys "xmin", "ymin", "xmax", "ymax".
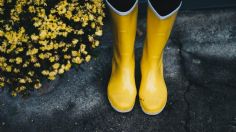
[{"xmin": 0, "ymin": 8, "xmax": 236, "ymax": 132}]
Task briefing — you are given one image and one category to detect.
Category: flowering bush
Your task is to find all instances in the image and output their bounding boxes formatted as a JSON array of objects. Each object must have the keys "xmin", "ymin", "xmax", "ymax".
[{"xmin": 0, "ymin": 0, "xmax": 105, "ymax": 96}]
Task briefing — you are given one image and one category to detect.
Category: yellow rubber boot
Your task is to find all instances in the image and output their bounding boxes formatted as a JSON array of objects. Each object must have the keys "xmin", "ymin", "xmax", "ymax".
[
  {"xmin": 139, "ymin": 6, "xmax": 178, "ymax": 115},
  {"xmin": 107, "ymin": 1, "xmax": 138, "ymax": 113}
]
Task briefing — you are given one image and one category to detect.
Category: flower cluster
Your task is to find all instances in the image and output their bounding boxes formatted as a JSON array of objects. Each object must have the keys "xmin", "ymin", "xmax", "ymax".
[{"xmin": 0, "ymin": 0, "xmax": 105, "ymax": 96}]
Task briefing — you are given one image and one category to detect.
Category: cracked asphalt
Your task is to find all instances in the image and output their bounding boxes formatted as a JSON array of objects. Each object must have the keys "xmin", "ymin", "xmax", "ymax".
[{"xmin": 0, "ymin": 8, "xmax": 236, "ymax": 132}]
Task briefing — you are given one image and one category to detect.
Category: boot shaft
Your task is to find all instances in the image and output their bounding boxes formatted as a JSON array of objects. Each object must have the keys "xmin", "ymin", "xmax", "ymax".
[
  {"xmin": 106, "ymin": 0, "xmax": 138, "ymax": 63},
  {"xmin": 144, "ymin": 5, "xmax": 177, "ymax": 62}
]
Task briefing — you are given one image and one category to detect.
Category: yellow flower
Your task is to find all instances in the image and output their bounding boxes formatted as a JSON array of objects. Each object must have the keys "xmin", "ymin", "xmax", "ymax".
[
  {"xmin": 33, "ymin": 20, "xmax": 42, "ymax": 27},
  {"xmin": 13, "ymin": 68, "xmax": 20, "ymax": 73},
  {"xmin": 95, "ymin": 29, "xmax": 103, "ymax": 36},
  {"xmin": 39, "ymin": 30, "xmax": 47, "ymax": 40},
  {"xmin": 39, "ymin": 40, "xmax": 49, "ymax": 46},
  {"xmin": 76, "ymin": 29, "xmax": 84, "ymax": 35},
  {"xmin": 85, "ymin": 55, "xmax": 91, "ymax": 62},
  {"xmin": 94, "ymin": 40, "xmax": 100, "ymax": 47},
  {"xmin": 34, "ymin": 83, "xmax": 42, "ymax": 89},
  {"xmin": 62, "ymin": 32, "xmax": 68, "ymax": 37},
  {"xmin": 48, "ymin": 76, "xmax": 56, "ymax": 80},
  {"xmin": 28, "ymin": 71, "xmax": 35, "ymax": 76},
  {"xmin": 0, "ymin": 82, "xmax": 4, "ymax": 87},
  {"xmin": 72, "ymin": 16, "xmax": 80, "ymax": 22},
  {"xmin": 53, "ymin": 63, "xmax": 60, "ymax": 69},
  {"xmin": 65, "ymin": 11, "xmax": 73, "ymax": 19},
  {"xmin": 49, "ymin": 71, "xmax": 57, "ymax": 77},
  {"xmin": 27, "ymin": 48, "xmax": 38, "ymax": 55},
  {"xmin": 97, "ymin": 16, "xmax": 104, "ymax": 25},
  {"xmin": 89, "ymin": 14, "xmax": 95, "ymax": 21},
  {"xmin": 19, "ymin": 79, "xmax": 26, "ymax": 84},
  {"xmin": 9, "ymin": 59, "xmax": 15, "ymax": 63},
  {"xmin": 0, "ymin": 0, "xmax": 105, "ymax": 96},
  {"xmin": 71, "ymin": 51, "xmax": 78, "ymax": 57},
  {"xmin": 58, "ymin": 68, "xmax": 65, "ymax": 74},
  {"xmin": 6, "ymin": 66, "xmax": 12, "ymax": 72},
  {"xmin": 82, "ymin": 22, "xmax": 88, "ymax": 27},
  {"xmin": 17, "ymin": 86, "xmax": 26, "ymax": 92},
  {"xmin": 72, "ymin": 57, "xmax": 83, "ymax": 64},
  {"xmin": 28, "ymin": 6, "xmax": 36, "ymax": 13},
  {"xmin": 39, "ymin": 53, "xmax": 45, "ymax": 59},
  {"xmin": 91, "ymin": 22, "xmax": 96, "ymax": 29},
  {"xmin": 31, "ymin": 34, "xmax": 39, "ymax": 41},
  {"xmin": 80, "ymin": 44, "xmax": 86, "ymax": 52},
  {"xmin": 88, "ymin": 35, "xmax": 94, "ymax": 42},
  {"xmin": 49, "ymin": 56, "xmax": 55, "ymax": 62},
  {"xmin": 15, "ymin": 57, "xmax": 23, "ymax": 64},
  {"xmin": 42, "ymin": 70, "xmax": 49, "ymax": 76},
  {"xmin": 23, "ymin": 63, "xmax": 29, "ymax": 68},
  {"xmin": 16, "ymin": 47, "xmax": 24, "ymax": 52},
  {"xmin": 64, "ymin": 55, "xmax": 71, "ymax": 59},
  {"xmin": 26, "ymin": 77, "xmax": 32, "ymax": 83},
  {"xmin": 58, "ymin": 7, "xmax": 67, "ymax": 15},
  {"xmin": 34, "ymin": 63, "xmax": 41, "ymax": 67},
  {"xmin": 65, "ymin": 62, "xmax": 71, "ymax": 71},
  {"xmin": 30, "ymin": 56, "xmax": 37, "ymax": 63},
  {"xmin": 11, "ymin": 91, "xmax": 17, "ymax": 97},
  {"xmin": 0, "ymin": 30, "xmax": 4, "ymax": 37},
  {"xmin": 72, "ymin": 39, "xmax": 79, "ymax": 45}
]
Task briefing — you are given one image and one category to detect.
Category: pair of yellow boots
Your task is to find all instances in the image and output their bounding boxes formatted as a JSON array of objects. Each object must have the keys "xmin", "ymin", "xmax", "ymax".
[{"xmin": 107, "ymin": 1, "xmax": 180, "ymax": 115}]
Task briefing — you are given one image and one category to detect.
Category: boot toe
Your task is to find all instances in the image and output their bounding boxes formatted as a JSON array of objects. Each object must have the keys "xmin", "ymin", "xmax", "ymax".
[
  {"xmin": 139, "ymin": 91, "xmax": 167, "ymax": 115},
  {"xmin": 108, "ymin": 93, "xmax": 136, "ymax": 113}
]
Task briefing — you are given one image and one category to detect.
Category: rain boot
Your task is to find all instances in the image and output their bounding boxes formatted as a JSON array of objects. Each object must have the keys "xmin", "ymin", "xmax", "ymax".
[
  {"xmin": 139, "ymin": 0, "xmax": 182, "ymax": 115},
  {"xmin": 106, "ymin": 0, "xmax": 138, "ymax": 113}
]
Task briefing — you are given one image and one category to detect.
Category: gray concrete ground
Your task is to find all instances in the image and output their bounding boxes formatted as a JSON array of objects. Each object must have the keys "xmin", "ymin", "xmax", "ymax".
[{"xmin": 0, "ymin": 8, "xmax": 236, "ymax": 132}]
